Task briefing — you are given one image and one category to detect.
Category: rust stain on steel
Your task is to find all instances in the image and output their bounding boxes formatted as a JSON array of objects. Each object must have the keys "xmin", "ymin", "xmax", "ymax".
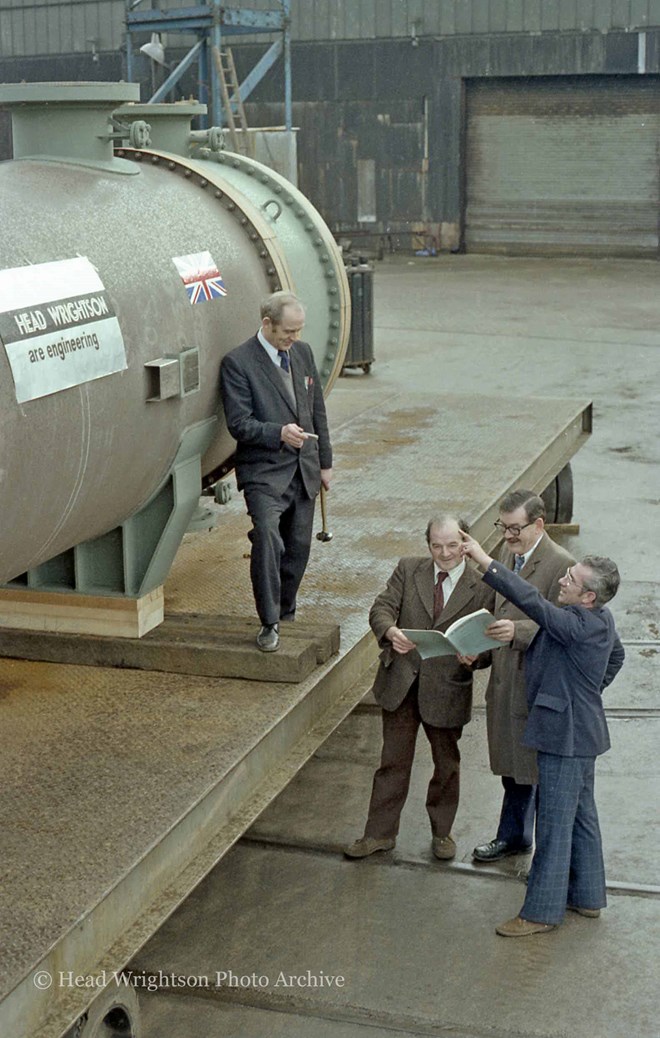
[{"xmin": 335, "ymin": 406, "xmax": 438, "ymax": 468}]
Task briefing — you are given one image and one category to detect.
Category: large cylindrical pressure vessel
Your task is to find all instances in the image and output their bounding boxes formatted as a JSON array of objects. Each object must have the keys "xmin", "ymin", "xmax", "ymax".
[{"xmin": 0, "ymin": 84, "xmax": 349, "ymax": 587}]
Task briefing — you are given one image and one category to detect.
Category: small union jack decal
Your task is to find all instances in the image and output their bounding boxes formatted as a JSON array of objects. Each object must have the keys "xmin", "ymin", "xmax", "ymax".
[{"xmin": 172, "ymin": 251, "xmax": 228, "ymax": 305}]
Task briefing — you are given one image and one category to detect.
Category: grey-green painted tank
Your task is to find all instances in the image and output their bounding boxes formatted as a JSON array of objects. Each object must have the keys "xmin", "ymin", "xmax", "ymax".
[{"xmin": 0, "ymin": 84, "xmax": 349, "ymax": 590}]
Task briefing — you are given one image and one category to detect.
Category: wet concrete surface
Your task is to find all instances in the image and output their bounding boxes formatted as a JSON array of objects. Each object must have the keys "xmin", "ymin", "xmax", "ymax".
[
  {"xmin": 244, "ymin": 709, "xmax": 659, "ymax": 887},
  {"xmin": 136, "ymin": 255, "xmax": 660, "ymax": 1037},
  {"xmin": 136, "ymin": 844, "xmax": 659, "ymax": 1038}
]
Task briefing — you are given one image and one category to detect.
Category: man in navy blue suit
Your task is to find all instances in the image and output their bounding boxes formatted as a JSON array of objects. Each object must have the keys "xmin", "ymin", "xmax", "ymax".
[
  {"xmin": 220, "ymin": 292, "xmax": 332, "ymax": 652},
  {"xmin": 460, "ymin": 530, "xmax": 625, "ymax": 937}
]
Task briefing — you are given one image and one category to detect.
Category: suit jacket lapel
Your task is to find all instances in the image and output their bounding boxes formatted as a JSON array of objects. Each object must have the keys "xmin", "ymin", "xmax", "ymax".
[
  {"xmin": 289, "ymin": 349, "xmax": 306, "ymax": 417},
  {"xmin": 252, "ymin": 338, "xmax": 298, "ymax": 416},
  {"xmin": 434, "ymin": 567, "xmax": 477, "ymax": 628},
  {"xmin": 498, "ymin": 533, "xmax": 548, "ymax": 609},
  {"xmin": 518, "ymin": 531, "xmax": 548, "ymax": 578},
  {"xmin": 414, "ymin": 558, "xmax": 435, "ymax": 621}
]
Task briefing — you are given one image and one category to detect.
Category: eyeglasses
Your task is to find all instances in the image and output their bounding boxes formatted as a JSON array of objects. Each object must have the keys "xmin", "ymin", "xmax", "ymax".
[
  {"xmin": 564, "ymin": 567, "xmax": 585, "ymax": 592},
  {"xmin": 493, "ymin": 520, "xmax": 534, "ymax": 537}
]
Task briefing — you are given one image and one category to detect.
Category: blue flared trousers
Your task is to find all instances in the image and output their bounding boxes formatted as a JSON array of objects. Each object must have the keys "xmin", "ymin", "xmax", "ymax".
[{"xmin": 522, "ymin": 751, "xmax": 607, "ymax": 925}]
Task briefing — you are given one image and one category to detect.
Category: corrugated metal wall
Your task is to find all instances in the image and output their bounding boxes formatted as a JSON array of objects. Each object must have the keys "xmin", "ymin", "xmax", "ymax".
[
  {"xmin": 4, "ymin": 0, "xmax": 660, "ymax": 57},
  {"xmin": 0, "ymin": 1, "xmax": 123, "ymax": 57},
  {"xmin": 280, "ymin": 0, "xmax": 660, "ymax": 41},
  {"xmin": 282, "ymin": 99, "xmax": 426, "ymax": 231},
  {"xmin": 150, "ymin": 0, "xmax": 660, "ymax": 41}
]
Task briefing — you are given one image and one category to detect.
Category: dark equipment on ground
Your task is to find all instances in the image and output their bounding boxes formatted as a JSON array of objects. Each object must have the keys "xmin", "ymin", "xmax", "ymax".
[{"xmin": 342, "ymin": 259, "xmax": 374, "ymax": 374}]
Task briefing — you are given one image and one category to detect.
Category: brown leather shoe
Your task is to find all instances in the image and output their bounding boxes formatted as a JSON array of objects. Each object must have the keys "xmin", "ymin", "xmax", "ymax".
[
  {"xmin": 432, "ymin": 834, "xmax": 457, "ymax": 860},
  {"xmin": 343, "ymin": 837, "xmax": 395, "ymax": 859},
  {"xmin": 567, "ymin": 905, "xmax": 601, "ymax": 918},
  {"xmin": 496, "ymin": 915, "xmax": 558, "ymax": 937}
]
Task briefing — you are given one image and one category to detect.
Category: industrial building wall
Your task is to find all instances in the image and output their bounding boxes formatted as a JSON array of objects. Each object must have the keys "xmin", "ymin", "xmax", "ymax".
[
  {"xmin": 208, "ymin": 0, "xmax": 660, "ymax": 41},
  {"xmin": 236, "ymin": 29, "xmax": 660, "ymax": 254},
  {"xmin": 0, "ymin": 1, "xmax": 124, "ymax": 57},
  {"xmin": 3, "ymin": 2, "xmax": 660, "ymax": 255},
  {"xmin": 4, "ymin": 0, "xmax": 660, "ymax": 57}
]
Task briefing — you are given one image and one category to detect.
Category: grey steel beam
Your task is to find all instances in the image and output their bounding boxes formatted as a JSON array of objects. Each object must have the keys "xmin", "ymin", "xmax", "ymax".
[
  {"xmin": 236, "ymin": 36, "xmax": 283, "ymax": 103},
  {"xmin": 126, "ymin": 6, "xmax": 285, "ymax": 33},
  {"xmin": 148, "ymin": 39, "xmax": 204, "ymax": 104},
  {"xmin": 283, "ymin": 0, "xmax": 292, "ymax": 130}
]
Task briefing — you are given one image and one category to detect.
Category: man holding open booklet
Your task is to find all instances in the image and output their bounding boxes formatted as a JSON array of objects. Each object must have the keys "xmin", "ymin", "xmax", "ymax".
[
  {"xmin": 401, "ymin": 608, "xmax": 501, "ymax": 659},
  {"xmin": 344, "ymin": 515, "xmax": 497, "ymax": 862}
]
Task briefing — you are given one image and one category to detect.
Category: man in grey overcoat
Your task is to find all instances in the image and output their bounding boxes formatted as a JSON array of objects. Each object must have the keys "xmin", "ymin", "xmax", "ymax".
[
  {"xmin": 344, "ymin": 516, "xmax": 490, "ymax": 862},
  {"xmin": 473, "ymin": 489, "xmax": 575, "ymax": 862}
]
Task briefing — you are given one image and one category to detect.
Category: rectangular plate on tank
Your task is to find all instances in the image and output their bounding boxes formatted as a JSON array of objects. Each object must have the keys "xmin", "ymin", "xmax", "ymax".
[{"xmin": 0, "ymin": 256, "xmax": 127, "ymax": 403}]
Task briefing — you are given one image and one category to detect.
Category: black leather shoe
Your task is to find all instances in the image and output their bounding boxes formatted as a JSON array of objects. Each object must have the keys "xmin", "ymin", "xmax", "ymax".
[
  {"xmin": 472, "ymin": 838, "xmax": 531, "ymax": 863},
  {"xmin": 256, "ymin": 623, "xmax": 280, "ymax": 652}
]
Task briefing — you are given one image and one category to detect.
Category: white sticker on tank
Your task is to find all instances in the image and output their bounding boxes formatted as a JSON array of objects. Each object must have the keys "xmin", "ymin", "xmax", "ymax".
[{"xmin": 0, "ymin": 256, "xmax": 127, "ymax": 403}]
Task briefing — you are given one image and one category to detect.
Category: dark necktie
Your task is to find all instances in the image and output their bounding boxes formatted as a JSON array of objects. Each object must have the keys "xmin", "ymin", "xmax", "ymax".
[
  {"xmin": 433, "ymin": 570, "xmax": 449, "ymax": 621},
  {"xmin": 514, "ymin": 554, "xmax": 525, "ymax": 574},
  {"xmin": 278, "ymin": 350, "xmax": 290, "ymax": 373}
]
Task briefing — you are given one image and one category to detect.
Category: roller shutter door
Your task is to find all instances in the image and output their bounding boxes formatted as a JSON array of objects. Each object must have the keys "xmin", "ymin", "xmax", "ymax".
[{"xmin": 465, "ymin": 77, "xmax": 660, "ymax": 257}]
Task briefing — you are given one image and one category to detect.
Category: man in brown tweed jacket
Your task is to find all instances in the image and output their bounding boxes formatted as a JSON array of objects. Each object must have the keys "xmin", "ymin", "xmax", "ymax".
[{"xmin": 344, "ymin": 515, "xmax": 490, "ymax": 862}]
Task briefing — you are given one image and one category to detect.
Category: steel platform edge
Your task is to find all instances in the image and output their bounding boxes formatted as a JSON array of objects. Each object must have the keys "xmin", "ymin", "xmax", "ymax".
[
  {"xmin": 3, "ymin": 634, "xmax": 376, "ymax": 1038},
  {"xmin": 1, "ymin": 392, "xmax": 592, "ymax": 1038}
]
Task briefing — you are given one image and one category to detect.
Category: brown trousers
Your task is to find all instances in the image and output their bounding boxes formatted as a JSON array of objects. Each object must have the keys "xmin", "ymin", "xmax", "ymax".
[{"xmin": 364, "ymin": 682, "xmax": 463, "ymax": 840}]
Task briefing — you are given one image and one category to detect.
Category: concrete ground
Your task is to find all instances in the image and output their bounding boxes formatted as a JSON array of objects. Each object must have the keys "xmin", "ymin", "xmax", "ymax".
[{"xmin": 134, "ymin": 255, "xmax": 660, "ymax": 1038}]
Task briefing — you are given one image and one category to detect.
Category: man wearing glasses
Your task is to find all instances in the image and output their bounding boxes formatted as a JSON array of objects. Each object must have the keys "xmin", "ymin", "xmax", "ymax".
[
  {"xmin": 472, "ymin": 489, "xmax": 575, "ymax": 864},
  {"xmin": 460, "ymin": 531, "xmax": 624, "ymax": 935}
]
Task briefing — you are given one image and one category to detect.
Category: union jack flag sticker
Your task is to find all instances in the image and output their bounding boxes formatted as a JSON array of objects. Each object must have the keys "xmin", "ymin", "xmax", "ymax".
[{"xmin": 172, "ymin": 251, "xmax": 228, "ymax": 305}]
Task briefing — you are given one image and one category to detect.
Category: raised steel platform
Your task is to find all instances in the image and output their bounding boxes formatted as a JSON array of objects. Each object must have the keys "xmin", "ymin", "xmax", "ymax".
[{"xmin": 0, "ymin": 391, "xmax": 590, "ymax": 1038}]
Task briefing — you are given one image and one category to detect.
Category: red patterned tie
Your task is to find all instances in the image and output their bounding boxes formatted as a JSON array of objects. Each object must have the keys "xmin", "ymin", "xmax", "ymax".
[{"xmin": 434, "ymin": 570, "xmax": 449, "ymax": 621}]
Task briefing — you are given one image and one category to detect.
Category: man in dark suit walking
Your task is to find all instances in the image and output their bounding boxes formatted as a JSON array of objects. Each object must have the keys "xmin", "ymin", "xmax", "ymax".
[
  {"xmin": 461, "ymin": 530, "xmax": 625, "ymax": 936},
  {"xmin": 220, "ymin": 292, "xmax": 332, "ymax": 651},
  {"xmin": 344, "ymin": 516, "xmax": 490, "ymax": 862}
]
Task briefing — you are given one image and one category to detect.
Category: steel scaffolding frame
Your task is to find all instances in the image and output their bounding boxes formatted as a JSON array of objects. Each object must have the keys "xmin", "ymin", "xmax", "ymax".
[{"xmin": 125, "ymin": 1, "xmax": 292, "ymax": 130}]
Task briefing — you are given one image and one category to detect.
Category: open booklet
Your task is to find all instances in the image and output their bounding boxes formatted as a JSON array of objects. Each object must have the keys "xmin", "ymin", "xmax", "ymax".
[{"xmin": 402, "ymin": 608, "xmax": 501, "ymax": 660}]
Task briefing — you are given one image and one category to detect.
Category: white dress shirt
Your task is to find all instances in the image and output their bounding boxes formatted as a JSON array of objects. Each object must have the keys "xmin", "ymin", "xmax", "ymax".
[
  {"xmin": 513, "ymin": 533, "xmax": 543, "ymax": 570},
  {"xmin": 433, "ymin": 558, "xmax": 466, "ymax": 607},
  {"xmin": 257, "ymin": 327, "xmax": 284, "ymax": 367}
]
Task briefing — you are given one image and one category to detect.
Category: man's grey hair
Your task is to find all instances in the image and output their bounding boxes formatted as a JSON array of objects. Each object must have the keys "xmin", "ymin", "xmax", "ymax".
[
  {"xmin": 425, "ymin": 515, "xmax": 470, "ymax": 544},
  {"xmin": 499, "ymin": 488, "xmax": 546, "ymax": 523},
  {"xmin": 260, "ymin": 290, "xmax": 305, "ymax": 325},
  {"xmin": 580, "ymin": 556, "xmax": 620, "ymax": 606}
]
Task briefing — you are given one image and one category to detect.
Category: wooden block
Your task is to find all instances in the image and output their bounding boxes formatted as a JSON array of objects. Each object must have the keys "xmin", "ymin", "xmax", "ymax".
[
  {"xmin": 0, "ymin": 614, "xmax": 319, "ymax": 683},
  {"xmin": 0, "ymin": 587, "xmax": 164, "ymax": 638},
  {"xmin": 166, "ymin": 613, "xmax": 340, "ymax": 663},
  {"xmin": 545, "ymin": 523, "xmax": 580, "ymax": 535}
]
